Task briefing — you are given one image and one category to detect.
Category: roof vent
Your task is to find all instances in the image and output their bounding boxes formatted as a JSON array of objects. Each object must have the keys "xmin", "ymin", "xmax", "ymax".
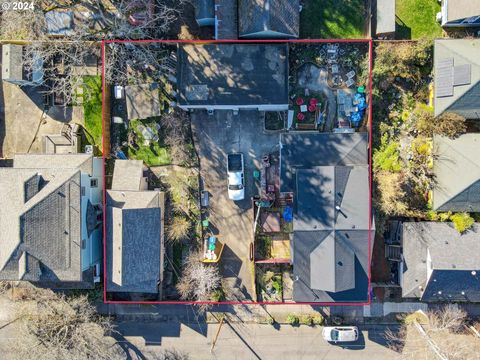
[
  {"xmin": 437, "ymin": 291, "xmax": 442, "ymax": 295},
  {"xmin": 472, "ymin": 271, "xmax": 477, "ymax": 276}
]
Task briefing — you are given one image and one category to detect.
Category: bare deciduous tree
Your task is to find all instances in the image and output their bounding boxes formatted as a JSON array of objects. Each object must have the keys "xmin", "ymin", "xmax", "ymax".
[
  {"xmin": 176, "ymin": 251, "xmax": 221, "ymax": 303},
  {"xmin": 385, "ymin": 307, "xmax": 478, "ymax": 360},
  {"xmin": 10, "ymin": 288, "xmax": 121, "ymax": 360}
]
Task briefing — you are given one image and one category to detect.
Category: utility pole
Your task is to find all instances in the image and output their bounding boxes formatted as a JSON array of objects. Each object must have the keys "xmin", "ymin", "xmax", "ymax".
[{"xmin": 210, "ymin": 314, "xmax": 226, "ymax": 353}]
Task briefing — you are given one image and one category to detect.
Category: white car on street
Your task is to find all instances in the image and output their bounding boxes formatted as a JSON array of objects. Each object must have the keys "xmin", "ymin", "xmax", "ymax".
[{"xmin": 322, "ymin": 326, "xmax": 359, "ymax": 343}]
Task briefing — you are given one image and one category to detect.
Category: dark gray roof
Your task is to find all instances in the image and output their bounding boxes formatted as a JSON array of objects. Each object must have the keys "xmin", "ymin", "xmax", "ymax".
[
  {"xmin": 177, "ymin": 44, "xmax": 288, "ymax": 106},
  {"xmin": 433, "ymin": 134, "xmax": 480, "ymax": 212},
  {"xmin": 106, "ymin": 189, "xmax": 164, "ymax": 294},
  {"xmin": 0, "ymin": 154, "xmax": 97, "ymax": 287},
  {"xmin": 238, "ymin": 0, "xmax": 299, "ymax": 38},
  {"xmin": 282, "ymin": 132, "xmax": 372, "ymax": 303},
  {"xmin": 280, "ymin": 132, "xmax": 369, "ymax": 193},
  {"xmin": 0, "ymin": 169, "xmax": 82, "ymax": 284},
  {"xmin": 434, "ymin": 39, "xmax": 480, "ymax": 119},
  {"xmin": 401, "ymin": 222, "xmax": 480, "ymax": 301},
  {"xmin": 293, "ymin": 230, "xmax": 370, "ymax": 302}
]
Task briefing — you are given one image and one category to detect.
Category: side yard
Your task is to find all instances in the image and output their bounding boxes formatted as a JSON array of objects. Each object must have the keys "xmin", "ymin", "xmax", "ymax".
[
  {"xmin": 82, "ymin": 75, "xmax": 103, "ymax": 154},
  {"xmin": 371, "ymin": 39, "xmax": 476, "ymax": 233},
  {"xmin": 300, "ymin": 0, "xmax": 366, "ymax": 38}
]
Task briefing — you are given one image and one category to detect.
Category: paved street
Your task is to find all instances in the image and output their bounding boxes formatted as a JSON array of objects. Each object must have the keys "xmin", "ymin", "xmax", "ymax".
[
  {"xmin": 191, "ymin": 110, "xmax": 279, "ymax": 301},
  {"xmin": 114, "ymin": 321, "xmax": 400, "ymax": 360}
]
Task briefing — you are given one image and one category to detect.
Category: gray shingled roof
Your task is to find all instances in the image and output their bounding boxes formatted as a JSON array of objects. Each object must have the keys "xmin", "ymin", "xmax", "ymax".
[
  {"xmin": 282, "ymin": 133, "xmax": 372, "ymax": 303},
  {"xmin": 0, "ymin": 154, "xmax": 95, "ymax": 284},
  {"xmin": 106, "ymin": 161, "xmax": 164, "ymax": 294},
  {"xmin": 433, "ymin": 134, "xmax": 480, "ymax": 212},
  {"xmin": 401, "ymin": 222, "xmax": 480, "ymax": 301},
  {"xmin": 280, "ymin": 132, "xmax": 369, "ymax": 193},
  {"xmin": 177, "ymin": 44, "xmax": 288, "ymax": 106},
  {"xmin": 111, "ymin": 160, "xmax": 145, "ymax": 191},
  {"xmin": 434, "ymin": 39, "xmax": 480, "ymax": 119},
  {"xmin": 238, "ymin": 0, "xmax": 299, "ymax": 38}
]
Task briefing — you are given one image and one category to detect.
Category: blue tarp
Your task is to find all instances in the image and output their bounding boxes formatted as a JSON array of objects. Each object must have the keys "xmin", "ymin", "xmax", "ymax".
[{"xmin": 283, "ymin": 206, "xmax": 293, "ymax": 223}]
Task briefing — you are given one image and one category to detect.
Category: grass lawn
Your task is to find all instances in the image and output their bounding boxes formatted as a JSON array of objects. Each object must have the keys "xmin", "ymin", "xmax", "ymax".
[
  {"xmin": 300, "ymin": 0, "xmax": 365, "ymax": 39},
  {"xmin": 82, "ymin": 76, "xmax": 103, "ymax": 153},
  {"xmin": 396, "ymin": 0, "xmax": 442, "ymax": 39},
  {"xmin": 128, "ymin": 119, "xmax": 171, "ymax": 166}
]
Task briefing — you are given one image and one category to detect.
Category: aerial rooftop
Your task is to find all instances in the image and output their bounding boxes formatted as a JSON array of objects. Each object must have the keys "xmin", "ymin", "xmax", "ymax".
[{"xmin": 177, "ymin": 43, "xmax": 288, "ymax": 107}]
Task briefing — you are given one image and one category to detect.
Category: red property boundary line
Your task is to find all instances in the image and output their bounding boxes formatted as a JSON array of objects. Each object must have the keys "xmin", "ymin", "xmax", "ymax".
[{"xmin": 101, "ymin": 38, "xmax": 374, "ymax": 306}]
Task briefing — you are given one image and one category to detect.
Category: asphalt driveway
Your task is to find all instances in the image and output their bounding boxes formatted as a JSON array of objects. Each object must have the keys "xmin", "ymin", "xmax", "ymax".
[{"xmin": 191, "ymin": 110, "xmax": 279, "ymax": 301}]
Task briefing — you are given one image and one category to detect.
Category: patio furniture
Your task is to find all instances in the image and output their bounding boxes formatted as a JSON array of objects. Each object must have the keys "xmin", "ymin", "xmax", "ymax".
[
  {"xmin": 300, "ymin": 105, "xmax": 307, "ymax": 112},
  {"xmin": 346, "ymin": 79, "xmax": 356, "ymax": 87},
  {"xmin": 346, "ymin": 70, "xmax": 356, "ymax": 79}
]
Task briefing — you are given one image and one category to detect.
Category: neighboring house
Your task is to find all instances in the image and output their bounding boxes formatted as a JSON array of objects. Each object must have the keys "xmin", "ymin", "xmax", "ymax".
[
  {"xmin": 280, "ymin": 132, "xmax": 374, "ymax": 303},
  {"xmin": 238, "ymin": 0, "xmax": 299, "ymax": 39},
  {"xmin": 1, "ymin": 44, "xmax": 43, "ymax": 86},
  {"xmin": 432, "ymin": 134, "xmax": 480, "ymax": 212},
  {"xmin": 439, "ymin": 0, "xmax": 480, "ymax": 29},
  {"xmin": 193, "ymin": 0, "xmax": 299, "ymax": 39},
  {"xmin": 125, "ymin": 83, "xmax": 162, "ymax": 121},
  {"xmin": 374, "ymin": 0, "xmax": 395, "ymax": 39},
  {"xmin": 0, "ymin": 154, "xmax": 103, "ymax": 288},
  {"xmin": 434, "ymin": 39, "xmax": 480, "ymax": 119},
  {"xmin": 401, "ymin": 222, "xmax": 480, "ymax": 302},
  {"xmin": 106, "ymin": 160, "xmax": 165, "ymax": 298},
  {"xmin": 177, "ymin": 43, "xmax": 288, "ymax": 112}
]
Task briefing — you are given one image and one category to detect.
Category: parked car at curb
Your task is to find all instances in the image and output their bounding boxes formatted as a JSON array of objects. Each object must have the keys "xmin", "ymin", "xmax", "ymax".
[
  {"xmin": 227, "ymin": 153, "xmax": 245, "ymax": 201},
  {"xmin": 322, "ymin": 326, "xmax": 359, "ymax": 343}
]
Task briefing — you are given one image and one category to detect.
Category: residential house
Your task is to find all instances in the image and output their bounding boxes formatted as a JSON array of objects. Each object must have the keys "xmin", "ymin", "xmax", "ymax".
[
  {"xmin": 177, "ymin": 43, "xmax": 288, "ymax": 112},
  {"xmin": 434, "ymin": 39, "xmax": 480, "ymax": 120},
  {"xmin": 0, "ymin": 154, "xmax": 103, "ymax": 288},
  {"xmin": 193, "ymin": 0, "xmax": 299, "ymax": 40},
  {"xmin": 374, "ymin": 0, "xmax": 396, "ymax": 39},
  {"xmin": 106, "ymin": 160, "xmax": 165, "ymax": 298},
  {"xmin": 439, "ymin": 1, "xmax": 480, "ymax": 29},
  {"xmin": 432, "ymin": 133, "xmax": 480, "ymax": 212},
  {"xmin": 280, "ymin": 132, "xmax": 374, "ymax": 303},
  {"xmin": 401, "ymin": 222, "xmax": 480, "ymax": 302}
]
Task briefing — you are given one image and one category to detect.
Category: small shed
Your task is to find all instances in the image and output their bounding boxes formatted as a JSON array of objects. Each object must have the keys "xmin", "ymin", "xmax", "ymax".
[
  {"xmin": 375, "ymin": 0, "xmax": 396, "ymax": 38},
  {"xmin": 125, "ymin": 83, "xmax": 161, "ymax": 120}
]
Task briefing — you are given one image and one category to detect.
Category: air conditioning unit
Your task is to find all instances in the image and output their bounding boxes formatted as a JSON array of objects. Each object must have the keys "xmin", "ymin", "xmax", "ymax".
[
  {"xmin": 93, "ymin": 263, "xmax": 101, "ymax": 283},
  {"xmin": 85, "ymin": 145, "xmax": 93, "ymax": 154}
]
